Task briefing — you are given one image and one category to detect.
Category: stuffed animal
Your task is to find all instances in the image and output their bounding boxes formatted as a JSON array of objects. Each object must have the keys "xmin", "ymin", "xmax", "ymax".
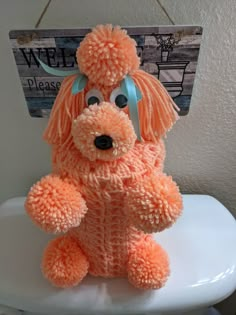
[{"xmin": 25, "ymin": 25, "xmax": 182, "ymax": 290}]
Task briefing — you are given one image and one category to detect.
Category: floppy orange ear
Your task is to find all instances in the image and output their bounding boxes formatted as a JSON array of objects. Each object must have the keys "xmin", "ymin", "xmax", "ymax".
[
  {"xmin": 43, "ymin": 75, "xmax": 85, "ymax": 147},
  {"xmin": 132, "ymin": 70, "xmax": 179, "ymax": 142}
]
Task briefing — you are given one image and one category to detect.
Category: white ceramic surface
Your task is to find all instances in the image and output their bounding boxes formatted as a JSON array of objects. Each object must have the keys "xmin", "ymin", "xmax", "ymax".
[{"xmin": 0, "ymin": 195, "xmax": 235, "ymax": 315}]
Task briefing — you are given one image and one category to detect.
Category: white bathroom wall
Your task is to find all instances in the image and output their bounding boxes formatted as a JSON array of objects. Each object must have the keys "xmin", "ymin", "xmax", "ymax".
[
  {"xmin": 159, "ymin": 0, "xmax": 236, "ymax": 216},
  {"xmin": 0, "ymin": 1, "xmax": 51, "ymax": 202},
  {"xmin": 157, "ymin": 2, "xmax": 236, "ymax": 314}
]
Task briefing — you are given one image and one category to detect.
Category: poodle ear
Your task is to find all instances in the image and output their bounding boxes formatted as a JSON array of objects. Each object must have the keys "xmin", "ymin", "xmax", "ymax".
[
  {"xmin": 43, "ymin": 75, "xmax": 85, "ymax": 146},
  {"xmin": 132, "ymin": 70, "xmax": 179, "ymax": 142}
]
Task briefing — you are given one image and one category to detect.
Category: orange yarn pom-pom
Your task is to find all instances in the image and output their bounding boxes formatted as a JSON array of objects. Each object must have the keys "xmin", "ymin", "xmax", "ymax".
[
  {"xmin": 128, "ymin": 238, "xmax": 170, "ymax": 289},
  {"xmin": 42, "ymin": 235, "xmax": 89, "ymax": 288},
  {"xmin": 77, "ymin": 24, "xmax": 140, "ymax": 86},
  {"xmin": 72, "ymin": 102, "xmax": 136, "ymax": 161},
  {"xmin": 25, "ymin": 175, "xmax": 87, "ymax": 233},
  {"xmin": 126, "ymin": 174, "xmax": 183, "ymax": 233}
]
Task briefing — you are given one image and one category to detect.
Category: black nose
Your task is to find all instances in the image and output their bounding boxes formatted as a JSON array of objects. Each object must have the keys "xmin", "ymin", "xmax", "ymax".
[{"xmin": 94, "ymin": 135, "xmax": 113, "ymax": 150}]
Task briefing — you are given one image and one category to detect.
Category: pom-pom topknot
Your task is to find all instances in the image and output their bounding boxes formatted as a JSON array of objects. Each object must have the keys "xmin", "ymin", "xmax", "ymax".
[{"xmin": 77, "ymin": 25, "xmax": 140, "ymax": 86}]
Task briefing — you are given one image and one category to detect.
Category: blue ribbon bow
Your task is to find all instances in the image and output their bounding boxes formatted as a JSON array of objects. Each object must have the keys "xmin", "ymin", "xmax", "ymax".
[{"xmin": 121, "ymin": 76, "xmax": 142, "ymax": 141}]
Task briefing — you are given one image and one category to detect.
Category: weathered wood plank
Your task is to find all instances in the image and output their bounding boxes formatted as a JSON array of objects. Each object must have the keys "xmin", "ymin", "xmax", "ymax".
[
  {"xmin": 9, "ymin": 26, "xmax": 202, "ymax": 39},
  {"xmin": 13, "ymin": 46, "xmax": 199, "ymax": 66},
  {"xmin": 26, "ymin": 97, "xmax": 54, "ymax": 117},
  {"xmin": 13, "ymin": 48, "xmax": 77, "ymax": 66},
  {"xmin": 183, "ymin": 72, "xmax": 195, "ymax": 84},
  {"xmin": 17, "ymin": 65, "xmax": 77, "ymax": 77},
  {"xmin": 18, "ymin": 71, "xmax": 196, "ymax": 98},
  {"xmin": 126, "ymin": 26, "xmax": 202, "ymax": 36},
  {"xmin": 142, "ymin": 47, "xmax": 200, "ymax": 62},
  {"xmin": 174, "ymin": 95, "xmax": 191, "ymax": 115},
  {"xmin": 9, "ymin": 29, "xmax": 91, "ymax": 39},
  {"xmin": 169, "ymin": 47, "xmax": 200, "ymax": 61},
  {"xmin": 26, "ymin": 97, "xmax": 55, "ymax": 109},
  {"xmin": 182, "ymin": 85, "xmax": 194, "ymax": 95},
  {"xmin": 142, "ymin": 49, "xmax": 162, "ymax": 62},
  {"xmin": 55, "ymin": 37, "xmax": 84, "ymax": 48},
  {"xmin": 26, "ymin": 95, "xmax": 190, "ymax": 118},
  {"xmin": 21, "ymin": 76, "xmax": 63, "ymax": 97},
  {"xmin": 11, "ymin": 38, "xmax": 56, "ymax": 49},
  {"xmin": 176, "ymin": 35, "xmax": 202, "ymax": 47},
  {"xmin": 185, "ymin": 62, "xmax": 198, "ymax": 73},
  {"xmin": 24, "ymin": 89, "xmax": 57, "ymax": 98}
]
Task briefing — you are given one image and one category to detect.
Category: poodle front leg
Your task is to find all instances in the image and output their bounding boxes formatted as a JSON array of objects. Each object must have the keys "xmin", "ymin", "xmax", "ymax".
[
  {"xmin": 125, "ymin": 173, "xmax": 183, "ymax": 233},
  {"xmin": 127, "ymin": 237, "xmax": 169, "ymax": 290},
  {"xmin": 25, "ymin": 174, "xmax": 87, "ymax": 233},
  {"xmin": 42, "ymin": 235, "xmax": 89, "ymax": 288}
]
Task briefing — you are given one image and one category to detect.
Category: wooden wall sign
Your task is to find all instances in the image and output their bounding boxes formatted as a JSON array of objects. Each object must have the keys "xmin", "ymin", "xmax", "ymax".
[{"xmin": 10, "ymin": 26, "xmax": 203, "ymax": 117}]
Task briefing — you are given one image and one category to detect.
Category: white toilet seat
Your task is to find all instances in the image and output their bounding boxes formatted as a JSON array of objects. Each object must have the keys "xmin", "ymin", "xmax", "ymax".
[{"xmin": 0, "ymin": 195, "xmax": 235, "ymax": 315}]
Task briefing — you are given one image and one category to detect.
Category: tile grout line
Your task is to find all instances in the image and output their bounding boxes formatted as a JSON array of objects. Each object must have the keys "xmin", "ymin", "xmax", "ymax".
[
  {"xmin": 156, "ymin": 0, "xmax": 175, "ymax": 25},
  {"xmin": 34, "ymin": 0, "xmax": 52, "ymax": 29}
]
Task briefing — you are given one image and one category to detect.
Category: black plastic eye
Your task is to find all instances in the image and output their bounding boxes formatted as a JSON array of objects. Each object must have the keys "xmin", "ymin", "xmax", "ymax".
[
  {"xmin": 85, "ymin": 89, "xmax": 104, "ymax": 106},
  {"xmin": 88, "ymin": 96, "xmax": 100, "ymax": 106},
  {"xmin": 110, "ymin": 88, "xmax": 128, "ymax": 109},
  {"xmin": 115, "ymin": 94, "xmax": 128, "ymax": 108}
]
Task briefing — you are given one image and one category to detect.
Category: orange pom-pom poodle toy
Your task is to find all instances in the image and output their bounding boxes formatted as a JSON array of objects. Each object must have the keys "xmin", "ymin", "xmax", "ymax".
[{"xmin": 25, "ymin": 25, "xmax": 183, "ymax": 290}]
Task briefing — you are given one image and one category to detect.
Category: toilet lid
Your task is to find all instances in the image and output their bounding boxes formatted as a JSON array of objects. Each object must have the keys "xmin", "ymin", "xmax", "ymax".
[{"xmin": 0, "ymin": 195, "xmax": 235, "ymax": 314}]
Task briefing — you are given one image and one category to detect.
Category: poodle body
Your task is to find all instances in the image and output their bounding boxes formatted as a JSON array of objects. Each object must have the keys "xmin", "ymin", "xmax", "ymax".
[{"xmin": 25, "ymin": 25, "xmax": 182, "ymax": 290}]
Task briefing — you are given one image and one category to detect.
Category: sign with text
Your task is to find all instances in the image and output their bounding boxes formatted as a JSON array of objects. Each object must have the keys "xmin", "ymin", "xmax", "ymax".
[{"xmin": 10, "ymin": 26, "xmax": 202, "ymax": 117}]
